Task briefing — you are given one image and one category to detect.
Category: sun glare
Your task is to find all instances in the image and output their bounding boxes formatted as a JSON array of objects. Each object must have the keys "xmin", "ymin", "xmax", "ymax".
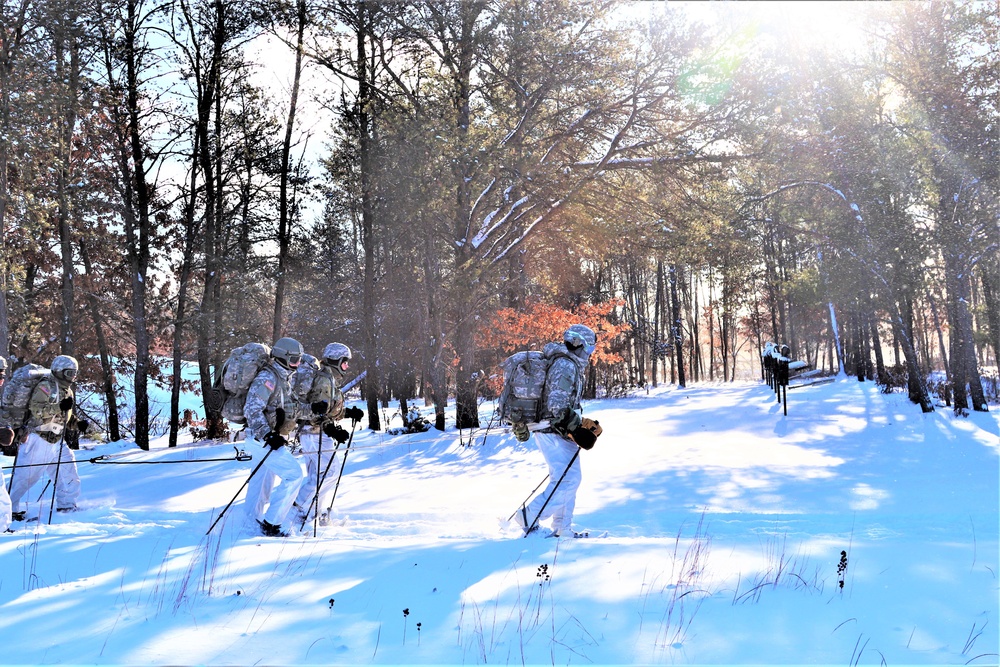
[
  {"xmin": 630, "ymin": 1, "xmax": 874, "ymax": 56},
  {"xmin": 758, "ymin": 1, "xmax": 872, "ymax": 50}
]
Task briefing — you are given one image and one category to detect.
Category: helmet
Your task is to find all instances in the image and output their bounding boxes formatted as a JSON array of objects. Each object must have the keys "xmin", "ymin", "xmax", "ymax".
[
  {"xmin": 323, "ymin": 342, "xmax": 352, "ymax": 376},
  {"xmin": 564, "ymin": 324, "xmax": 597, "ymax": 355},
  {"xmin": 51, "ymin": 355, "xmax": 79, "ymax": 382},
  {"xmin": 271, "ymin": 337, "xmax": 304, "ymax": 370}
]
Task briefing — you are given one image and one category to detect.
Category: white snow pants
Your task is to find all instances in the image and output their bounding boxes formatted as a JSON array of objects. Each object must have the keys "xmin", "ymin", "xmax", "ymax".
[
  {"xmin": 525, "ymin": 431, "xmax": 582, "ymax": 535},
  {"xmin": 0, "ymin": 469, "xmax": 11, "ymax": 532},
  {"xmin": 8, "ymin": 432, "xmax": 81, "ymax": 514},
  {"xmin": 244, "ymin": 437, "xmax": 306, "ymax": 528},
  {"xmin": 293, "ymin": 431, "xmax": 342, "ymax": 521}
]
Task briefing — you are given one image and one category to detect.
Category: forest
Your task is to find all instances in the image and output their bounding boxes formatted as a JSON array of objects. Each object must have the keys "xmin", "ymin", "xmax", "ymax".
[{"xmin": 0, "ymin": 0, "xmax": 996, "ymax": 449}]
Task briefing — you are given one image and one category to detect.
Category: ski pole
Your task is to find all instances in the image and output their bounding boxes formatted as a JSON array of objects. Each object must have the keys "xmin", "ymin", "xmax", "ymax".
[
  {"xmin": 6, "ymin": 435, "xmax": 21, "ymax": 494},
  {"xmin": 299, "ymin": 435, "xmax": 344, "ymax": 532},
  {"xmin": 524, "ymin": 448, "xmax": 580, "ymax": 538},
  {"xmin": 325, "ymin": 420, "xmax": 358, "ymax": 516},
  {"xmin": 299, "ymin": 425, "xmax": 354, "ymax": 537},
  {"xmin": 313, "ymin": 430, "xmax": 322, "ymax": 537},
  {"xmin": 48, "ymin": 427, "xmax": 69, "ymax": 525},
  {"xmin": 507, "ymin": 474, "xmax": 549, "ymax": 522},
  {"xmin": 206, "ymin": 446, "xmax": 273, "ymax": 535},
  {"xmin": 36, "ymin": 479, "xmax": 51, "ymax": 502}
]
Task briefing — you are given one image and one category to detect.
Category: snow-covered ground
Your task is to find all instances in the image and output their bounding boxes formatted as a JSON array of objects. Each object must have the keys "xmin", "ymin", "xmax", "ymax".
[{"xmin": 1, "ymin": 374, "xmax": 997, "ymax": 665}]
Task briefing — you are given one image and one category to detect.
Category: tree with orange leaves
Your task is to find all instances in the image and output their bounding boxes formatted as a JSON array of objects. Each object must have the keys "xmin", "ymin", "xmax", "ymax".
[{"xmin": 478, "ymin": 300, "xmax": 628, "ymax": 397}]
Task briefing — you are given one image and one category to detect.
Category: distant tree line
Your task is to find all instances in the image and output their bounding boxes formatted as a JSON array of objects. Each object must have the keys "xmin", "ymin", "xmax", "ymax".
[{"xmin": 0, "ymin": 0, "xmax": 995, "ymax": 447}]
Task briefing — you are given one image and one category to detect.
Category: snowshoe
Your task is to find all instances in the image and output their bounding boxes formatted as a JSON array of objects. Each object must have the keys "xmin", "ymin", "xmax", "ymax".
[
  {"xmin": 11, "ymin": 511, "xmax": 26, "ymax": 522},
  {"xmin": 513, "ymin": 507, "xmax": 539, "ymax": 536},
  {"xmin": 257, "ymin": 519, "xmax": 288, "ymax": 537}
]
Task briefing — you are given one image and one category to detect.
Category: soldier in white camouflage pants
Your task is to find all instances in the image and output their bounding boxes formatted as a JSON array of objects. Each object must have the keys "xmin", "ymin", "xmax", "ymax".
[
  {"xmin": 294, "ymin": 343, "xmax": 352, "ymax": 526},
  {"xmin": 243, "ymin": 338, "xmax": 307, "ymax": 537},
  {"xmin": 6, "ymin": 356, "xmax": 82, "ymax": 520},
  {"xmin": 520, "ymin": 324, "xmax": 596, "ymax": 537}
]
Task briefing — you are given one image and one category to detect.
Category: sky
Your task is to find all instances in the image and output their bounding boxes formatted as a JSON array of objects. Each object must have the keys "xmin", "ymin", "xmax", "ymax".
[{"xmin": 1, "ymin": 363, "xmax": 997, "ymax": 665}]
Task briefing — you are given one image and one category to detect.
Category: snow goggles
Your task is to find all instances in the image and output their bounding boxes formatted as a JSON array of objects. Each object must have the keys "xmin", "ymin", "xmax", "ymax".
[{"xmin": 324, "ymin": 357, "xmax": 349, "ymax": 372}]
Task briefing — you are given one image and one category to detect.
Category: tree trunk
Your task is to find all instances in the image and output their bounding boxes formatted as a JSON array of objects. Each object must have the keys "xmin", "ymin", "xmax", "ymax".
[
  {"xmin": 944, "ymin": 254, "xmax": 987, "ymax": 413},
  {"xmin": 355, "ymin": 1, "xmax": 381, "ymax": 432},
  {"xmin": 981, "ymin": 269, "xmax": 1000, "ymax": 369},
  {"xmin": 652, "ymin": 260, "xmax": 664, "ymax": 387},
  {"xmin": 54, "ymin": 21, "xmax": 80, "ymax": 356},
  {"xmin": 670, "ymin": 264, "xmax": 686, "ymax": 388},
  {"xmin": 925, "ymin": 288, "xmax": 950, "ymax": 376},
  {"xmin": 421, "ymin": 233, "xmax": 448, "ymax": 430},
  {"xmin": 169, "ymin": 133, "xmax": 201, "ymax": 448},
  {"xmin": 451, "ymin": 2, "xmax": 484, "ymax": 430},
  {"xmin": 896, "ymin": 298, "xmax": 934, "ymax": 412},
  {"xmin": 870, "ymin": 312, "xmax": 887, "ymax": 386},
  {"xmin": 0, "ymin": 0, "xmax": 31, "ymax": 358},
  {"xmin": 109, "ymin": 0, "xmax": 154, "ymax": 449},
  {"xmin": 78, "ymin": 239, "xmax": 120, "ymax": 442},
  {"xmin": 194, "ymin": 0, "xmax": 227, "ymax": 439},
  {"xmin": 272, "ymin": 0, "xmax": 306, "ymax": 341},
  {"xmin": 819, "ymin": 246, "xmax": 846, "ymax": 377}
]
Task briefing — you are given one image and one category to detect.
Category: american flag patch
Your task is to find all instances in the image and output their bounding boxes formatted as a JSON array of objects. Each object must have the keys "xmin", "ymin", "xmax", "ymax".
[
  {"xmin": 264, "ymin": 379, "xmax": 275, "ymax": 392},
  {"xmin": 40, "ymin": 385, "xmax": 51, "ymax": 395}
]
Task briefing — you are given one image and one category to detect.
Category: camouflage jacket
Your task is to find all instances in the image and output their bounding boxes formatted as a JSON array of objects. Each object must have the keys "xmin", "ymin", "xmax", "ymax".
[
  {"xmin": 301, "ymin": 367, "xmax": 345, "ymax": 431},
  {"xmin": 541, "ymin": 343, "xmax": 589, "ymax": 424},
  {"xmin": 244, "ymin": 362, "xmax": 298, "ymax": 441}
]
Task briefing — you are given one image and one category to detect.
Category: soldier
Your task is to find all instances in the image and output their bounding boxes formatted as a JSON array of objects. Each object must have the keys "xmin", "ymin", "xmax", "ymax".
[
  {"xmin": 6, "ymin": 355, "xmax": 83, "ymax": 521},
  {"xmin": 293, "ymin": 343, "xmax": 363, "ymax": 526},
  {"xmin": 515, "ymin": 324, "xmax": 598, "ymax": 538},
  {"xmin": 243, "ymin": 337, "xmax": 308, "ymax": 537},
  {"xmin": 0, "ymin": 356, "xmax": 11, "ymax": 532}
]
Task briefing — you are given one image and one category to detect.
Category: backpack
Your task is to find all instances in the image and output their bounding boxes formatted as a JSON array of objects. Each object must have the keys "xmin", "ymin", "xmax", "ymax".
[
  {"xmin": 291, "ymin": 353, "xmax": 321, "ymax": 415},
  {"xmin": 0, "ymin": 363, "xmax": 51, "ymax": 427},
  {"xmin": 216, "ymin": 343, "xmax": 271, "ymax": 424},
  {"xmin": 498, "ymin": 342, "xmax": 575, "ymax": 425}
]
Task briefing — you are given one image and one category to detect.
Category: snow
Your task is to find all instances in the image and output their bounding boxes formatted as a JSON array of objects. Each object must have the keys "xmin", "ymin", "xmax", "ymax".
[{"xmin": 1, "ymin": 375, "xmax": 997, "ymax": 665}]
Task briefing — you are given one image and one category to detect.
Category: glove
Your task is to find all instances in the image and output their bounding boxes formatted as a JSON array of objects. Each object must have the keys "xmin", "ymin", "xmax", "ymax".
[
  {"xmin": 0, "ymin": 427, "xmax": 13, "ymax": 447},
  {"xmin": 263, "ymin": 431, "xmax": 286, "ymax": 450},
  {"xmin": 59, "ymin": 396, "xmax": 74, "ymax": 412},
  {"xmin": 77, "ymin": 420, "xmax": 90, "ymax": 434},
  {"xmin": 569, "ymin": 418, "xmax": 602, "ymax": 450},
  {"xmin": 323, "ymin": 422, "xmax": 349, "ymax": 443},
  {"xmin": 569, "ymin": 424, "xmax": 598, "ymax": 450},
  {"xmin": 274, "ymin": 407, "xmax": 286, "ymax": 430},
  {"xmin": 311, "ymin": 400, "xmax": 329, "ymax": 415},
  {"xmin": 344, "ymin": 406, "xmax": 364, "ymax": 423},
  {"xmin": 512, "ymin": 422, "xmax": 530, "ymax": 442}
]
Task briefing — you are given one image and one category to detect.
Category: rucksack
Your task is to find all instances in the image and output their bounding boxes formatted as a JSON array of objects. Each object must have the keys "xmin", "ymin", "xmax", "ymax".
[
  {"xmin": 291, "ymin": 353, "xmax": 320, "ymax": 414},
  {"xmin": 498, "ymin": 342, "xmax": 575, "ymax": 425},
  {"xmin": 0, "ymin": 363, "xmax": 51, "ymax": 427},
  {"xmin": 216, "ymin": 343, "xmax": 271, "ymax": 424}
]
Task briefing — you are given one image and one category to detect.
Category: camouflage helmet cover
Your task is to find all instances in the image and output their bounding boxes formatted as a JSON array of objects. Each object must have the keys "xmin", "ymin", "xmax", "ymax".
[
  {"xmin": 271, "ymin": 337, "xmax": 304, "ymax": 369},
  {"xmin": 564, "ymin": 324, "xmax": 597, "ymax": 353},
  {"xmin": 323, "ymin": 342, "xmax": 352, "ymax": 375},
  {"xmin": 51, "ymin": 354, "xmax": 79, "ymax": 381},
  {"xmin": 323, "ymin": 342, "xmax": 351, "ymax": 364}
]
